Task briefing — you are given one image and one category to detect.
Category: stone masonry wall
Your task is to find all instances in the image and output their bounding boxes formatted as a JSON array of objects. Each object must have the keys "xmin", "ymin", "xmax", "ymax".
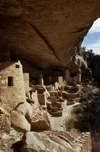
[
  {"xmin": 0, "ymin": 61, "xmax": 26, "ymax": 111},
  {"xmin": 23, "ymin": 73, "xmax": 29, "ymax": 95}
]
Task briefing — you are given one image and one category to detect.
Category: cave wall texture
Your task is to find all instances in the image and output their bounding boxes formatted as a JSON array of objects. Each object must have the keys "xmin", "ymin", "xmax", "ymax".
[{"xmin": 0, "ymin": 0, "xmax": 100, "ymax": 69}]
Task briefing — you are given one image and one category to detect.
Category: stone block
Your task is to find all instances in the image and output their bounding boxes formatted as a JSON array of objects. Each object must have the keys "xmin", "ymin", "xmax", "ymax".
[
  {"xmin": 77, "ymin": 74, "xmax": 81, "ymax": 84},
  {"xmin": 37, "ymin": 87, "xmax": 45, "ymax": 94},
  {"xmin": 38, "ymin": 74, "xmax": 44, "ymax": 86},
  {"xmin": 54, "ymin": 82, "xmax": 58, "ymax": 90},
  {"xmin": 31, "ymin": 120, "xmax": 50, "ymax": 132},
  {"xmin": 38, "ymin": 93, "xmax": 47, "ymax": 105},
  {"xmin": 11, "ymin": 111, "xmax": 31, "ymax": 132},
  {"xmin": 23, "ymin": 73, "xmax": 29, "ymax": 94},
  {"xmin": 31, "ymin": 91, "xmax": 38, "ymax": 103}
]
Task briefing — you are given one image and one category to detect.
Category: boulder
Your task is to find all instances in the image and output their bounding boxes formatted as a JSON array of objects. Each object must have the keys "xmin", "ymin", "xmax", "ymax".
[
  {"xmin": 21, "ymin": 132, "xmax": 74, "ymax": 152},
  {"xmin": 11, "ymin": 111, "xmax": 31, "ymax": 132},
  {"xmin": 10, "ymin": 102, "xmax": 32, "ymax": 132}
]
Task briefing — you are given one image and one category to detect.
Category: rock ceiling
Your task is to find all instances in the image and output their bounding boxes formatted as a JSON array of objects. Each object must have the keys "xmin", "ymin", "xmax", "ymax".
[{"xmin": 0, "ymin": 0, "xmax": 100, "ymax": 69}]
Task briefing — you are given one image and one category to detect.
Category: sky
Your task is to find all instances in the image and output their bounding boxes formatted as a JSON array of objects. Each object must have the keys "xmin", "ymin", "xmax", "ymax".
[{"xmin": 82, "ymin": 18, "xmax": 100, "ymax": 54}]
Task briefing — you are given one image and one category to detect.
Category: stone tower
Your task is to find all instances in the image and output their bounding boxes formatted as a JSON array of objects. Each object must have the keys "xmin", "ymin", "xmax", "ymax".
[{"xmin": 0, "ymin": 61, "xmax": 26, "ymax": 110}]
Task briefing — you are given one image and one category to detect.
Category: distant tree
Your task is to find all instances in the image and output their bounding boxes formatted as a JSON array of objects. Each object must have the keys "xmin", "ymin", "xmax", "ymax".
[
  {"xmin": 87, "ymin": 49, "xmax": 95, "ymax": 56},
  {"xmin": 82, "ymin": 46, "xmax": 86, "ymax": 51},
  {"xmin": 89, "ymin": 49, "xmax": 93, "ymax": 53}
]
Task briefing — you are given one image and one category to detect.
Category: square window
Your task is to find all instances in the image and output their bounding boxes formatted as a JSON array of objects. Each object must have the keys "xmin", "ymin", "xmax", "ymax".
[{"xmin": 15, "ymin": 64, "xmax": 20, "ymax": 68}]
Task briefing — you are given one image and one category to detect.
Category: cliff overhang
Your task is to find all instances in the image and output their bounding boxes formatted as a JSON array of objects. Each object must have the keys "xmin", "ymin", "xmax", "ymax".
[{"xmin": 0, "ymin": 0, "xmax": 100, "ymax": 69}]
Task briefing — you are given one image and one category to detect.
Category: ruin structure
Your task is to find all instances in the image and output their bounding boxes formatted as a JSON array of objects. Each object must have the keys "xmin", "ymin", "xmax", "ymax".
[
  {"xmin": 0, "ymin": 51, "xmax": 93, "ymax": 152},
  {"xmin": 1, "ymin": 0, "xmax": 99, "ymax": 150},
  {"xmin": 0, "ymin": 61, "xmax": 26, "ymax": 111},
  {"xmin": 0, "ymin": 53, "xmax": 84, "ymax": 112}
]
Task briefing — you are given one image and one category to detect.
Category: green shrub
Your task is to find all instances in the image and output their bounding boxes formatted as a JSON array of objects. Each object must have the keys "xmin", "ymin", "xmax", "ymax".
[{"xmin": 73, "ymin": 99, "xmax": 100, "ymax": 132}]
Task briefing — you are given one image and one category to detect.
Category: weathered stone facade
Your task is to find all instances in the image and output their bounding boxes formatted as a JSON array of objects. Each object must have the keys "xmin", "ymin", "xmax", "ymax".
[
  {"xmin": 23, "ymin": 73, "xmax": 29, "ymax": 95},
  {"xmin": 0, "ymin": 54, "xmax": 93, "ymax": 151},
  {"xmin": 0, "ymin": 61, "xmax": 26, "ymax": 110}
]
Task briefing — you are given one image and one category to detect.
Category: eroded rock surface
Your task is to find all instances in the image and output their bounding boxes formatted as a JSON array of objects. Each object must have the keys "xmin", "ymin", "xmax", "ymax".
[
  {"xmin": 0, "ymin": 1, "xmax": 99, "ymax": 148},
  {"xmin": 11, "ymin": 102, "xmax": 32, "ymax": 132},
  {"xmin": 21, "ymin": 131, "xmax": 92, "ymax": 152},
  {"xmin": 0, "ymin": 0, "xmax": 100, "ymax": 69}
]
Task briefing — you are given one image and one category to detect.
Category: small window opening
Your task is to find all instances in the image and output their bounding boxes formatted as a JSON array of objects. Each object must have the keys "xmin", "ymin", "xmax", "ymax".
[
  {"xmin": 15, "ymin": 64, "xmax": 20, "ymax": 68},
  {"xmin": 8, "ymin": 77, "xmax": 13, "ymax": 86},
  {"xmin": 70, "ymin": 73, "xmax": 77, "ymax": 77}
]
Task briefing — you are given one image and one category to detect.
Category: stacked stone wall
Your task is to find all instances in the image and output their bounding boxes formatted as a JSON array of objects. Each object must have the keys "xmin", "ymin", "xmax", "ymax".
[{"xmin": 0, "ymin": 61, "xmax": 26, "ymax": 110}]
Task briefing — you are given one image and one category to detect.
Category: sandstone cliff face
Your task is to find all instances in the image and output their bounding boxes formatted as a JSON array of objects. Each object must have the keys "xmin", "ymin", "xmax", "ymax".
[
  {"xmin": 0, "ymin": 0, "xmax": 100, "ymax": 69},
  {"xmin": 0, "ymin": 1, "xmax": 100, "ymax": 152}
]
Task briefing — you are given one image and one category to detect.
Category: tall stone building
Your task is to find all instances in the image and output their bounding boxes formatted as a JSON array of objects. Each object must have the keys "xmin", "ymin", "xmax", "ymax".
[{"xmin": 0, "ymin": 61, "xmax": 26, "ymax": 109}]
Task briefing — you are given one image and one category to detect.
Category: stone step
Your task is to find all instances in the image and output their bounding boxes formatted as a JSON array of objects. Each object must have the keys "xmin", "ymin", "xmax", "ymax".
[
  {"xmin": 48, "ymin": 110, "xmax": 62, "ymax": 117},
  {"xmin": 62, "ymin": 91, "xmax": 80, "ymax": 100},
  {"xmin": 64, "ymin": 85, "xmax": 81, "ymax": 92}
]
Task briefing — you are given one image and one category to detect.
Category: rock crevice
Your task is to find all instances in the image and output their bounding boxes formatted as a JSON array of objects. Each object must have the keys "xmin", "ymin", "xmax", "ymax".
[{"xmin": 28, "ymin": 22, "xmax": 60, "ymax": 62}]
